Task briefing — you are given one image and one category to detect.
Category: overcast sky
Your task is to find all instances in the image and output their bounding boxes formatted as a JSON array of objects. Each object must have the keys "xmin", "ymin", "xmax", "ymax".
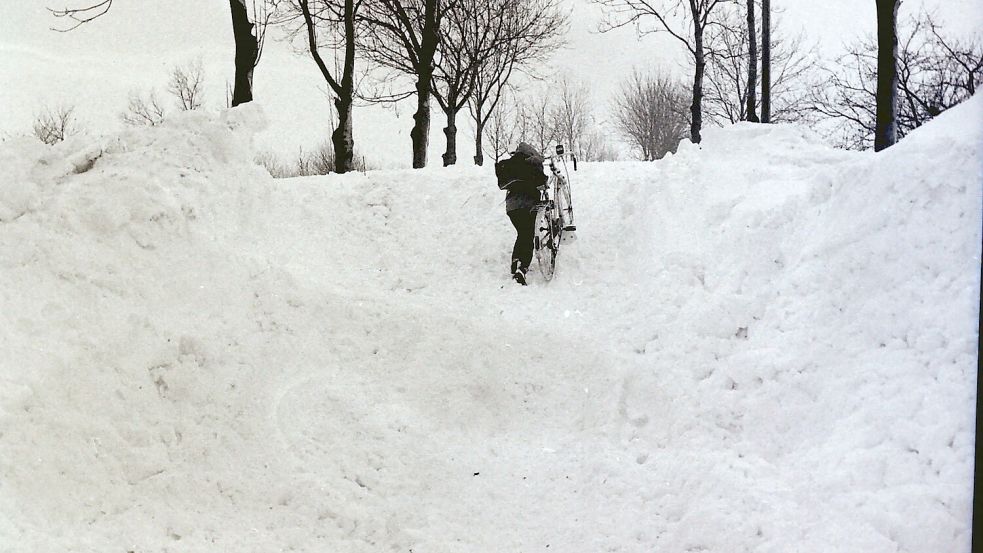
[{"xmin": 2, "ymin": 0, "xmax": 981, "ymax": 167}]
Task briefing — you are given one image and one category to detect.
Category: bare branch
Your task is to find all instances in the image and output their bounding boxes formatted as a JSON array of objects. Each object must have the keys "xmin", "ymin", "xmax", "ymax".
[
  {"xmin": 612, "ymin": 69, "xmax": 689, "ymax": 160},
  {"xmin": 168, "ymin": 60, "xmax": 206, "ymax": 111},
  {"xmin": 467, "ymin": 0, "xmax": 567, "ymax": 164},
  {"xmin": 48, "ymin": 0, "xmax": 112, "ymax": 31},
  {"xmin": 807, "ymin": 11, "xmax": 983, "ymax": 149},
  {"xmin": 701, "ymin": 5, "xmax": 818, "ymax": 125},
  {"xmin": 32, "ymin": 105, "xmax": 82, "ymax": 144},
  {"xmin": 120, "ymin": 89, "xmax": 167, "ymax": 126},
  {"xmin": 593, "ymin": 0, "xmax": 730, "ymax": 143}
]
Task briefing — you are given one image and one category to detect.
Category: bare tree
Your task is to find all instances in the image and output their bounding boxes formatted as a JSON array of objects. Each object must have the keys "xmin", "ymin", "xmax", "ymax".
[
  {"xmin": 32, "ymin": 105, "xmax": 82, "ymax": 145},
  {"xmin": 898, "ymin": 16, "xmax": 983, "ymax": 125},
  {"xmin": 875, "ymin": 0, "xmax": 900, "ymax": 151},
  {"xmin": 485, "ymin": 95, "xmax": 519, "ymax": 162},
  {"xmin": 168, "ymin": 60, "xmax": 206, "ymax": 111},
  {"xmin": 807, "ymin": 12, "xmax": 982, "ymax": 149},
  {"xmin": 613, "ymin": 70, "xmax": 689, "ymax": 160},
  {"xmin": 702, "ymin": 7, "xmax": 816, "ymax": 124},
  {"xmin": 359, "ymin": 0, "xmax": 453, "ymax": 168},
  {"xmin": 467, "ymin": 0, "xmax": 566, "ymax": 166},
  {"xmin": 745, "ymin": 0, "xmax": 758, "ymax": 122},
  {"xmin": 594, "ymin": 0, "xmax": 729, "ymax": 144},
  {"xmin": 579, "ymin": 128, "xmax": 619, "ymax": 162},
  {"xmin": 809, "ymin": 47, "xmax": 882, "ymax": 149},
  {"xmin": 507, "ymin": 79, "xmax": 612, "ymax": 161},
  {"xmin": 430, "ymin": 0, "xmax": 504, "ymax": 166},
  {"xmin": 276, "ymin": 0, "xmax": 360, "ymax": 173},
  {"xmin": 760, "ymin": 0, "xmax": 771, "ymax": 122},
  {"xmin": 550, "ymin": 77, "xmax": 594, "ymax": 156},
  {"xmin": 516, "ymin": 92, "xmax": 558, "ymax": 155},
  {"xmin": 120, "ymin": 89, "xmax": 167, "ymax": 126}
]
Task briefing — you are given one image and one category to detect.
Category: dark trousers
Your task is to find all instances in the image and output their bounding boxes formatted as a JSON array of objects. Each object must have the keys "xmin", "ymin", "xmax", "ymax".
[{"xmin": 508, "ymin": 208, "xmax": 536, "ymax": 272}]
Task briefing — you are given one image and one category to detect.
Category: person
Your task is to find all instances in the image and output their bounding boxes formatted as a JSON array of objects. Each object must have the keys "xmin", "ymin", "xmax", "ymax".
[{"xmin": 495, "ymin": 142, "xmax": 547, "ymax": 285}]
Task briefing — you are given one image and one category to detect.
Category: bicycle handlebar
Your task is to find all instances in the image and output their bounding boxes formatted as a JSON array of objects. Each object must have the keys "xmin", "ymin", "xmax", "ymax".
[{"xmin": 543, "ymin": 152, "xmax": 578, "ymax": 174}]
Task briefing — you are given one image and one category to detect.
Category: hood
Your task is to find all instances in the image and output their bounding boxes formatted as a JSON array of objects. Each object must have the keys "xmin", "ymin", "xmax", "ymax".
[{"xmin": 512, "ymin": 142, "xmax": 541, "ymax": 158}]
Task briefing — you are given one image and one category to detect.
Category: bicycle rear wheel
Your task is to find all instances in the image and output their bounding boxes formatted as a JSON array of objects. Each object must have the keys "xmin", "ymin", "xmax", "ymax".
[{"xmin": 534, "ymin": 204, "xmax": 557, "ymax": 281}]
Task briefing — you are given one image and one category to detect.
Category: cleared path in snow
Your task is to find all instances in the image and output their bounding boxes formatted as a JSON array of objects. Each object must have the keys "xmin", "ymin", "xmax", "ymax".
[{"xmin": 1, "ymin": 101, "xmax": 978, "ymax": 552}]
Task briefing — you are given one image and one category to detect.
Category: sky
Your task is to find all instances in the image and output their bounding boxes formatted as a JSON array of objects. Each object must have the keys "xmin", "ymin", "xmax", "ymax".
[{"xmin": 1, "ymin": 0, "xmax": 981, "ymax": 167}]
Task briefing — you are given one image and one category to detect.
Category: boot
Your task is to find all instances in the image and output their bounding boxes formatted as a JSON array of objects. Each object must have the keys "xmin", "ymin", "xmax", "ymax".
[{"xmin": 510, "ymin": 259, "xmax": 527, "ymax": 286}]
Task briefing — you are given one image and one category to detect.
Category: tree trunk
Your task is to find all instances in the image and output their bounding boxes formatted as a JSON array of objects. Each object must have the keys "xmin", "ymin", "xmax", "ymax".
[
  {"xmin": 474, "ymin": 120, "xmax": 485, "ymax": 166},
  {"xmin": 761, "ymin": 0, "xmax": 771, "ymax": 123},
  {"xmin": 409, "ymin": 0, "xmax": 440, "ymax": 169},
  {"xmin": 229, "ymin": 0, "xmax": 257, "ymax": 107},
  {"xmin": 442, "ymin": 106, "xmax": 458, "ymax": 166},
  {"xmin": 691, "ymin": 28, "xmax": 705, "ymax": 144},
  {"xmin": 473, "ymin": 99, "xmax": 485, "ymax": 166},
  {"xmin": 333, "ymin": 95, "xmax": 354, "ymax": 173},
  {"xmin": 691, "ymin": 60, "xmax": 704, "ymax": 144},
  {"xmin": 746, "ymin": 0, "xmax": 759, "ymax": 122},
  {"xmin": 334, "ymin": 0, "xmax": 357, "ymax": 173},
  {"xmin": 411, "ymin": 75, "xmax": 432, "ymax": 168},
  {"xmin": 874, "ymin": 0, "xmax": 900, "ymax": 151}
]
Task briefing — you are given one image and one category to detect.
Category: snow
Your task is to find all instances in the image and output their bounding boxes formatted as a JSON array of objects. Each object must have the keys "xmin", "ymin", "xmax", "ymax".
[{"xmin": 1, "ymin": 96, "xmax": 980, "ymax": 552}]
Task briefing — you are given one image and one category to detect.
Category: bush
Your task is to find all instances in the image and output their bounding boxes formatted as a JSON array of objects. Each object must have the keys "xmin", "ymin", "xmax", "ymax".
[{"xmin": 256, "ymin": 141, "xmax": 370, "ymax": 178}]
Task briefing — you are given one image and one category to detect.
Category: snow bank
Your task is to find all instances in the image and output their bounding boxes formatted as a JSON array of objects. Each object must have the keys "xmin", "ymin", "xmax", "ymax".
[
  {"xmin": 0, "ymin": 97, "xmax": 979, "ymax": 552},
  {"xmin": 595, "ymin": 99, "xmax": 981, "ymax": 552}
]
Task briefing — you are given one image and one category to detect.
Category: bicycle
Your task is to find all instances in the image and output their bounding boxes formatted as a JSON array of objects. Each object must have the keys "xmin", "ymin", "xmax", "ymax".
[{"xmin": 533, "ymin": 144, "xmax": 577, "ymax": 281}]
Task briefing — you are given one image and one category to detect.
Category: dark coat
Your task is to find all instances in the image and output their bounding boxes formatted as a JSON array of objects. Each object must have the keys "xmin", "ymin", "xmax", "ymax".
[{"xmin": 496, "ymin": 142, "xmax": 547, "ymax": 213}]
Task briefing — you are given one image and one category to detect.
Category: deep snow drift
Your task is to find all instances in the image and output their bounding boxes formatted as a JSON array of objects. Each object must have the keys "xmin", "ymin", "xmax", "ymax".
[{"xmin": 0, "ymin": 99, "xmax": 979, "ymax": 552}]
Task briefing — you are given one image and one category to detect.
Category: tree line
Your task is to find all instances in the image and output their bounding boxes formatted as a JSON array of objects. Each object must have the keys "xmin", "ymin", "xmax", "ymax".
[
  {"xmin": 34, "ymin": 0, "xmax": 983, "ymax": 166},
  {"xmin": 807, "ymin": 8, "xmax": 982, "ymax": 150},
  {"xmin": 601, "ymin": 0, "xmax": 979, "ymax": 154},
  {"xmin": 44, "ymin": 0, "xmax": 569, "ymax": 172}
]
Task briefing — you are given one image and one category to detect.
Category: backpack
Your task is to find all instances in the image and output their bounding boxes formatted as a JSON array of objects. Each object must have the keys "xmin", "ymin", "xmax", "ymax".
[{"xmin": 495, "ymin": 153, "xmax": 547, "ymax": 191}]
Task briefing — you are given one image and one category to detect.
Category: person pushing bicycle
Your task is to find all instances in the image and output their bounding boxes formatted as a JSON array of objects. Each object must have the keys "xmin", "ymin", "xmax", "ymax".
[{"xmin": 495, "ymin": 142, "xmax": 548, "ymax": 286}]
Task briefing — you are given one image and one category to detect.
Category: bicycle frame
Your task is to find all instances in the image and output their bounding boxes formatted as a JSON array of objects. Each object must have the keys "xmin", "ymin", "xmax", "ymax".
[{"xmin": 542, "ymin": 152, "xmax": 575, "ymax": 232}]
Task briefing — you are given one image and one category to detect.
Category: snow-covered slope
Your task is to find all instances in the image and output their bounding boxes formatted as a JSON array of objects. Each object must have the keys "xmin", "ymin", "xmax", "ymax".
[{"xmin": 1, "ymin": 98, "xmax": 979, "ymax": 553}]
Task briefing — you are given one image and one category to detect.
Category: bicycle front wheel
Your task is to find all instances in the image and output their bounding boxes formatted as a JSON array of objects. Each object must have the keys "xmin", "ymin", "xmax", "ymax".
[
  {"xmin": 534, "ymin": 204, "xmax": 557, "ymax": 281},
  {"xmin": 556, "ymin": 176, "xmax": 574, "ymax": 230}
]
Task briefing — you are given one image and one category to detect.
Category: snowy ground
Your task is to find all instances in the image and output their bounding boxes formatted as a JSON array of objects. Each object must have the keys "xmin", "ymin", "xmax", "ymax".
[{"xmin": 0, "ymin": 99, "xmax": 980, "ymax": 553}]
